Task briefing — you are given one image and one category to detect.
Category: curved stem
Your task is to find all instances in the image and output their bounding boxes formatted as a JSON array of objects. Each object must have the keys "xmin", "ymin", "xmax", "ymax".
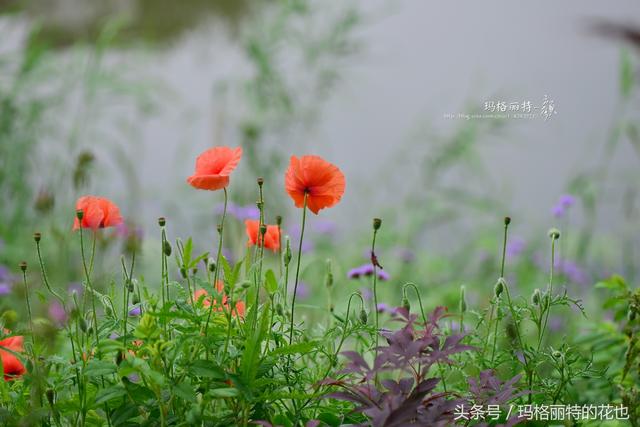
[
  {"xmin": 79, "ymin": 228, "xmax": 100, "ymax": 350},
  {"xmin": 288, "ymin": 194, "xmax": 308, "ymax": 346},
  {"xmin": 538, "ymin": 237, "xmax": 557, "ymax": 351}
]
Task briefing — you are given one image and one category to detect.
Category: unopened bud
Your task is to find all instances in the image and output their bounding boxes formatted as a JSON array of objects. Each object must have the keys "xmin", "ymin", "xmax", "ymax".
[
  {"xmin": 76, "ymin": 210, "xmax": 84, "ymax": 220},
  {"xmin": 276, "ymin": 215, "xmax": 282, "ymax": 226},
  {"xmin": 132, "ymin": 294, "xmax": 140, "ymax": 305},
  {"xmin": 260, "ymin": 225, "xmax": 267, "ymax": 236},
  {"xmin": 504, "ymin": 216, "xmax": 511, "ymax": 226},
  {"xmin": 33, "ymin": 232, "xmax": 41, "ymax": 243},
  {"xmin": 158, "ymin": 217, "xmax": 166, "ymax": 227},
  {"xmin": 284, "ymin": 238, "xmax": 292, "ymax": 267},
  {"xmin": 180, "ymin": 267, "xmax": 188, "ymax": 279},
  {"xmin": 276, "ymin": 304, "xmax": 284, "ymax": 316},
  {"xmin": 373, "ymin": 218, "xmax": 382, "ymax": 231},
  {"xmin": 79, "ymin": 317, "xmax": 88, "ymax": 332},
  {"xmin": 19, "ymin": 261, "xmax": 27, "ymax": 272},
  {"xmin": 459, "ymin": 285, "xmax": 467, "ymax": 313},
  {"xmin": 402, "ymin": 296, "xmax": 411, "ymax": 312},
  {"xmin": 161, "ymin": 240, "xmax": 171, "ymax": 257},
  {"xmin": 241, "ymin": 281, "xmax": 251, "ymax": 289},
  {"xmin": 208, "ymin": 257, "xmax": 216, "ymax": 272},
  {"xmin": 494, "ymin": 278, "xmax": 505, "ymax": 298},
  {"xmin": 126, "ymin": 280, "xmax": 134, "ymax": 293},
  {"xmin": 359, "ymin": 309, "xmax": 368, "ymax": 324},
  {"xmin": 548, "ymin": 228, "xmax": 560, "ymax": 240},
  {"xmin": 532, "ymin": 289, "xmax": 541, "ymax": 305},
  {"xmin": 257, "ymin": 177, "xmax": 264, "ymax": 187}
]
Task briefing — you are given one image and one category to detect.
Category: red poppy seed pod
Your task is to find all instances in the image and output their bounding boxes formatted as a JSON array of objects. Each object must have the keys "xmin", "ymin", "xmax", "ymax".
[
  {"xmin": 33, "ymin": 232, "xmax": 41, "ymax": 243},
  {"xmin": 548, "ymin": 228, "xmax": 560, "ymax": 240},
  {"xmin": 257, "ymin": 177, "xmax": 264, "ymax": 187},
  {"xmin": 504, "ymin": 216, "xmax": 511, "ymax": 226},
  {"xmin": 158, "ymin": 217, "xmax": 166, "ymax": 227},
  {"xmin": 76, "ymin": 209, "xmax": 84, "ymax": 220},
  {"xmin": 373, "ymin": 218, "xmax": 382, "ymax": 231},
  {"xmin": 19, "ymin": 261, "xmax": 27, "ymax": 272},
  {"xmin": 276, "ymin": 215, "xmax": 282, "ymax": 226},
  {"xmin": 260, "ymin": 225, "xmax": 267, "ymax": 236},
  {"xmin": 494, "ymin": 277, "xmax": 505, "ymax": 298}
]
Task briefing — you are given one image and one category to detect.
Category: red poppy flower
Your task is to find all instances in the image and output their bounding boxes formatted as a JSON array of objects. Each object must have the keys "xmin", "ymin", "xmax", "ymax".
[
  {"xmin": 187, "ymin": 146, "xmax": 243, "ymax": 191},
  {"xmin": 73, "ymin": 196, "xmax": 123, "ymax": 230},
  {"xmin": 245, "ymin": 220, "xmax": 280, "ymax": 252},
  {"xmin": 0, "ymin": 335, "xmax": 25, "ymax": 381},
  {"xmin": 193, "ymin": 281, "xmax": 245, "ymax": 317},
  {"xmin": 284, "ymin": 155, "xmax": 346, "ymax": 214}
]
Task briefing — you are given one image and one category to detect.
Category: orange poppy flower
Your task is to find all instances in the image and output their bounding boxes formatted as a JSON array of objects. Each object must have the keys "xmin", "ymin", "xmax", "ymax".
[
  {"xmin": 245, "ymin": 220, "xmax": 280, "ymax": 252},
  {"xmin": 193, "ymin": 281, "xmax": 245, "ymax": 318},
  {"xmin": 187, "ymin": 146, "xmax": 243, "ymax": 191},
  {"xmin": 0, "ymin": 334, "xmax": 25, "ymax": 381},
  {"xmin": 284, "ymin": 155, "xmax": 346, "ymax": 214},
  {"xmin": 73, "ymin": 196, "xmax": 123, "ymax": 230}
]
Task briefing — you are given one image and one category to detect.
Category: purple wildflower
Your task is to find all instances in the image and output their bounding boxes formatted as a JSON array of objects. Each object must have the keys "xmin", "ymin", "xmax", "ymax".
[
  {"xmin": 129, "ymin": 306, "xmax": 141, "ymax": 317},
  {"xmin": 506, "ymin": 237, "xmax": 526, "ymax": 259},
  {"xmin": 218, "ymin": 202, "xmax": 259, "ymax": 221},
  {"xmin": 68, "ymin": 282, "xmax": 83, "ymax": 296},
  {"xmin": 312, "ymin": 219, "xmax": 337, "ymax": 235},
  {"xmin": 49, "ymin": 301, "xmax": 67, "ymax": 326},
  {"xmin": 0, "ymin": 283, "xmax": 10, "ymax": 295},
  {"xmin": 347, "ymin": 264, "xmax": 390, "ymax": 281},
  {"xmin": 559, "ymin": 194, "xmax": 576, "ymax": 208},
  {"xmin": 290, "ymin": 282, "xmax": 310, "ymax": 300}
]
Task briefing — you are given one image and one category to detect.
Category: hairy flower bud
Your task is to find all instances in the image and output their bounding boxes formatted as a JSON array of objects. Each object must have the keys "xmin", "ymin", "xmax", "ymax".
[
  {"xmin": 33, "ymin": 232, "xmax": 41, "ymax": 243},
  {"xmin": 459, "ymin": 285, "xmax": 467, "ymax": 313},
  {"xmin": 158, "ymin": 217, "xmax": 166, "ymax": 227},
  {"xmin": 180, "ymin": 267, "xmax": 188, "ymax": 279},
  {"xmin": 257, "ymin": 177, "xmax": 264, "ymax": 187},
  {"xmin": 19, "ymin": 261, "xmax": 27, "ymax": 272},
  {"xmin": 276, "ymin": 215, "xmax": 282, "ymax": 226},
  {"xmin": 494, "ymin": 277, "xmax": 505, "ymax": 298},
  {"xmin": 260, "ymin": 224, "xmax": 267, "ymax": 236},
  {"xmin": 373, "ymin": 218, "xmax": 382, "ymax": 231},
  {"xmin": 76, "ymin": 210, "xmax": 84, "ymax": 221},
  {"xmin": 359, "ymin": 309, "xmax": 368, "ymax": 325},
  {"xmin": 548, "ymin": 228, "xmax": 560, "ymax": 240},
  {"xmin": 162, "ymin": 240, "xmax": 172, "ymax": 257},
  {"xmin": 504, "ymin": 216, "xmax": 511, "ymax": 226},
  {"xmin": 284, "ymin": 237, "xmax": 292, "ymax": 267},
  {"xmin": 402, "ymin": 296, "xmax": 411, "ymax": 312},
  {"xmin": 532, "ymin": 288, "xmax": 541, "ymax": 305},
  {"xmin": 208, "ymin": 257, "xmax": 216, "ymax": 273}
]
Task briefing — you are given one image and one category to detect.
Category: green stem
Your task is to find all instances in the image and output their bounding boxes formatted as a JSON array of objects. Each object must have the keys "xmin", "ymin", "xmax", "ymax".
[
  {"xmin": 205, "ymin": 188, "xmax": 228, "ymax": 337},
  {"xmin": 288, "ymin": 194, "xmax": 308, "ymax": 346},
  {"xmin": 79, "ymin": 228, "xmax": 100, "ymax": 351},
  {"xmin": 538, "ymin": 237, "xmax": 557, "ymax": 351}
]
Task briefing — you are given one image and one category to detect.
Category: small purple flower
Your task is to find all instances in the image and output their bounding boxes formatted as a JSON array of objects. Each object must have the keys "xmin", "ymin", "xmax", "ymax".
[
  {"xmin": 68, "ymin": 282, "xmax": 83, "ymax": 296},
  {"xmin": 552, "ymin": 204, "xmax": 565, "ymax": 218},
  {"xmin": 0, "ymin": 265, "xmax": 10, "ymax": 282},
  {"xmin": 291, "ymin": 282, "xmax": 310, "ymax": 300},
  {"xmin": 0, "ymin": 283, "xmax": 11, "ymax": 295},
  {"xmin": 506, "ymin": 237, "xmax": 526, "ymax": 259},
  {"xmin": 127, "ymin": 373, "xmax": 140, "ymax": 383},
  {"xmin": 348, "ymin": 264, "xmax": 390, "ymax": 281},
  {"xmin": 129, "ymin": 306, "xmax": 141, "ymax": 317},
  {"xmin": 219, "ymin": 202, "xmax": 260, "ymax": 221},
  {"xmin": 376, "ymin": 303, "xmax": 389, "ymax": 313},
  {"xmin": 312, "ymin": 219, "xmax": 337, "ymax": 235},
  {"xmin": 49, "ymin": 301, "xmax": 67, "ymax": 326},
  {"xmin": 559, "ymin": 194, "xmax": 576, "ymax": 208}
]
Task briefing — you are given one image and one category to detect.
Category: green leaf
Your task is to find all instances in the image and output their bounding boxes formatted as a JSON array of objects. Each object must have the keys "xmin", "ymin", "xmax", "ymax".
[
  {"xmin": 85, "ymin": 360, "xmax": 118, "ymax": 378},
  {"xmin": 269, "ymin": 341, "xmax": 317, "ymax": 357},
  {"xmin": 265, "ymin": 269, "xmax": 278, "ymax": 294},
  {"xmin": 190, "ymin": 360, "xmax": 225, "ymax": 379},
  {"xmin": 620, "ymin": 49, "xmax": 634, "ymax": 99},
  {"xmin": 208, "ymin": 387, "xmax": 239, "ymax": 398},
  {"xmin": 95, "ymin": 385, "xmax": 127, "ymax": 405},
  {"xmin": 173, "ymin": 381, "xmax": 197, "ymax": 403}
]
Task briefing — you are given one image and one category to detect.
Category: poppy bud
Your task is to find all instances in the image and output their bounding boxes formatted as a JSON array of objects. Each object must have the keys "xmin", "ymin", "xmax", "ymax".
[
  {"xmin": 552, "ymin": 350, "xmax": 562, "ymax": 359},
  {"xmin": 105, "ymin": 306, "xmax": 113, "ymax": 317},
  {"xmin": 163, "ymin": 240, "xmax": 172, "ymax": 257},
  {"xmin": 79, "ymin": 317, "xmax": 88, "ymax": 332},
  {"xmin": 284, "ymin": 237, "xmax": 292, "ymax": 267},
  {"xmin": 532, "ymin": 288, "xmax": 541, "ymax": 305},
  {"xmin": 33, "ymin": 232, "xmax": 41, "ymax": 243},
  {"xmin": 192, "ymin": 267, "xmax": 198, "ymax": 276},
  {"xmin": 241, "ymin": 281, "xmax": 251, "ymax": 289},
  {"xmin": 504, "ymin": 216, "xmax": 511, "ymax": 226},
  {"xmin": 276, "ymin": 304, "xmax": 284, "ymax": 316},
  {"xmin": 402, "ymin": 296, "xmax": 411, "ymax": 312},
  {"xmin": 324, "ymin": 259, "xmax": 333, "ymax": 288},
  {"xmin": 359, "ymin": 309, "xmax": 368, "ymax": 324},
  {"xmin": 180, "ymin": 267, "xmax": 188, "ymax": 279},
  {"xmin": 260, "ymin": 225, "xmax": 267, "ymax": 236},
  {"xmin": 158, "ymin": 217, "xmax": 166, "ymax": 227},
  {"xmin": 276, "ymin": 215, "xmax": 282, "ymax": 226},
  {"xmin": 257, "ymin": 177, "xmax": 264, "ymax": 187},
  {"xmin": 494, "ymin": 277, "xmax": 505, "ymax": 298},
  {"xmin": 19, "ymin": 261, "xmax": 27, "ymax": 272},
  {"xmin": 208, "ymin": 258, "xmax": 216, "ymax": 272},
  {"xmin": 1, "ymin": 310, "xmax": 17, "ymax": 328},
  {"xmin": 548, "ymin": 228, "xmax": 560, "ymax": 240},
  {"xmin": 132, "ymin": 294, "xmax": 140, "ymax": 305},
  {"xmin": 76, "ymin": 210, "xmax": 84, "ymax": 221},
  {"xmin": 459, "ymin": 285, "xmax": 467, "ymax": 313},
  {"xmin": 373, "ymin": 218, "xmax": 382, "ymax": 231},
  {"xmin": 46, "ymin": 389, "xmax": 55, "ymax": 406}
]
